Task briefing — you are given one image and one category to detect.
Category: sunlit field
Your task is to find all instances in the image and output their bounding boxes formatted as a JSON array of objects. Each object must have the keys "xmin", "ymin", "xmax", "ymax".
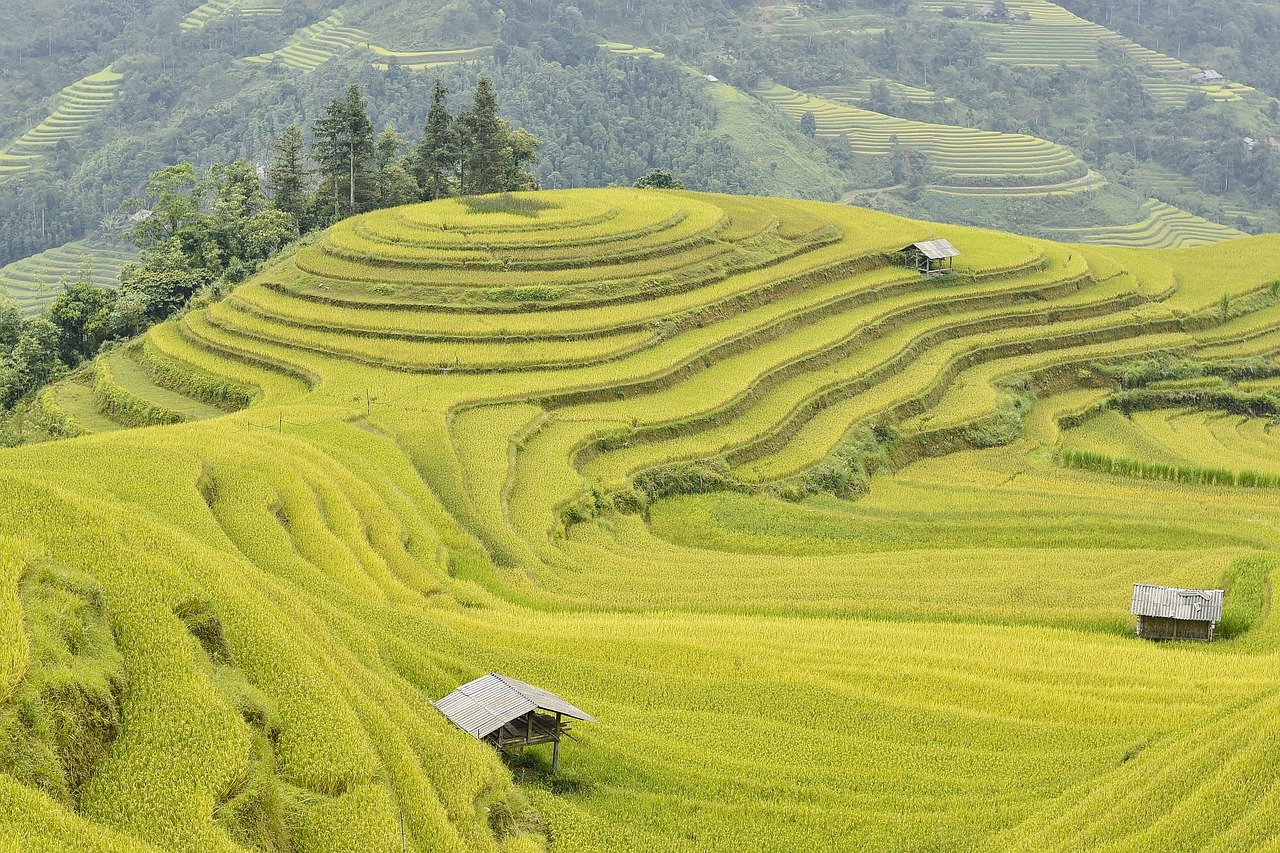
[{"xmin": 6, "ymin": 188, "xmax": 1280, "ymax": 851}]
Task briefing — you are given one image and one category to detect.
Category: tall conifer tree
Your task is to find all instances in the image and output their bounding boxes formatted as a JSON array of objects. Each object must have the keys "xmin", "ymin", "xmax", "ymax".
[
  {"xmin": 312, "ymin": 86, "xmax": 375, "ymax": 220},
  {"xmin": 266, "ymin": 124, "xmax": 308, "ymax": 232},
  {"xmin": 415, "ymin": 81, "xmax": 458, "ymax": 200},
  {"xmin": 459, "ymin": 78, "xmax": 508, "ymax": 196}
]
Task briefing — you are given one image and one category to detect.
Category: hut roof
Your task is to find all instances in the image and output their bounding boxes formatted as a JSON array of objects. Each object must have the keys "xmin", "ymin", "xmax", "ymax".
[
  {"xmin": 907, "ymin": 239, "xmax": 960, "ymax": 260},
  {"xmin": 1131, "ymin": 584, "xmax": 1223, "ymax": 622},
  {"xmin": 434, "ymin": 673, "xmax": 596, "ymax": 739}
]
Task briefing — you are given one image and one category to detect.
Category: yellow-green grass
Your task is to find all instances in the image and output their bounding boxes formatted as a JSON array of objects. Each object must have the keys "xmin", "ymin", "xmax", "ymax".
[
  {"xmin": 10, "ymin": 189, "xmax": 1280, "ymax": 851},
  {"xmin": 756, "ymin": 84, "xmax": 1088, "ymax": 188},
  {"xmin": 0, "ymin": 239, "xmax": 137, "ymax": 315},
  {"xmin": 0, "ymin": 68, "xmax": 123, "ymax": 178},
  {"xmin": 927, "ymin": 172, "xmax": 1108, "ymax": 197},
  {"xmin": 1060, "ymin": 408, "xmax": 1280, "ymax": 478},
  {"xmin": 42, "ymin": 377, "xmax": 125, "ymax": 436},
  {"xmin": 245, "ymin": 12, "xmax": 371, "ymax": 72},
  {"xmin": 284, "ymin": 191, "xmax": 848, "ymax": 306}
]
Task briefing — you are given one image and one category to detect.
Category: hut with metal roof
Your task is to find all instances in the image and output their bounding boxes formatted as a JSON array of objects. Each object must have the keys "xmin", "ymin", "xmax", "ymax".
[
  {"xmin": 1131, "ymin": 584, "xmax": 1224, "ymax": 641},
  {"xmin": 434, "ymin": 673, "xmax": 596, "ymax": 772},
  {"xmin": 902, "ymin": 239, "xmax": 960, "ymax": 275}
]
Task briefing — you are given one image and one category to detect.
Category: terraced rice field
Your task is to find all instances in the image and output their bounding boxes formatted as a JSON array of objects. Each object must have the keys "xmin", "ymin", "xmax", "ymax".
[
  {"xmin": 766, "ymin": 9, "xmax": 884, "ymax": 36},
  {"xmin": 180, "ymin": 0, "xmax": 282, "ymax": 30},
  {"xmin": 1145, "ymin": 80, "xmax": 1256, "ymax": 108},
  {"xmin": 368, "ymin": 44, "xmax": 491, "ymax": 71},
  {"xmin": 0, "ymin": 239, "xmax": 137, "ymax": 315},
  {"xmin": 925, "ymin": 0, "xmax": 1193, "ymax": 72},
  {"xmin": 816, "ymin": 80, "xmax": 950, "ymax": 105},
  {"xmin": 245, "ymin": 12, "xmax": 371, "ymax": 72},
  {"xmin": 0, "ymin": 68, "xmax": 123, "ymax": 178},
  {"xmin": 758, "ymin": 84, "xmax": 1088, "ymax": 188},
  {"xmin": 1051, "ymin": 199, "xmax": 1246, "ymax": 248},
  {"xmin": 599, "ymin": 42, "xmax": 666, "ymax": 60},
  {"xmin": 10, "ymin": 188, "xmax": 1280, "ymax": 851},
  {"xmin": 1061, "ymin": 408, "xmax": 1280, "ymax": 477}
]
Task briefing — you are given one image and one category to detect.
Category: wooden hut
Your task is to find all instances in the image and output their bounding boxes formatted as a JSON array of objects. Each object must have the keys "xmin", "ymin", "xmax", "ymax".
[
  {"xmin": 1131, "ymin": 584, "xmax": 1224, "ymax": 641},
  {"xmin": 434, "ymin": 673, "xmax": 596, "ymax": 773},
  {"xmin": 902, "ymin": 239, "xmax": 960, "ymax": 275}
]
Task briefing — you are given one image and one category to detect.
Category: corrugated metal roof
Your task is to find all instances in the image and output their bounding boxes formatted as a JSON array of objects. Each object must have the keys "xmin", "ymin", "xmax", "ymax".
[
  {"xmin": 434, "ymin": 673, "xmax": 596, "ymax": 738},
  {"xmin": 907, "ymin": 239, "xmax": 961, "ymax": 259},
  {"xmin": 1131, "ymin": 584, "xmax": 1224, "ymax": 622}
]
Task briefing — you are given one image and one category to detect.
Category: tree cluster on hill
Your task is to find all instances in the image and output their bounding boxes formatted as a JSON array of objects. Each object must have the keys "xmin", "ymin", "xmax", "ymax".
[
  {"xmin": 0, "ymin": 157, "xmax": 297, "ymax": 422},
  {"xmin": 121, "ymin": 161, "xmax": 294, "ymax": 325},
  {"xmin": 269, "ymin": 78, "xmax": 541, "ymax": 233},
  {"xmin": 0, "ymin": 77, "xmax": 546, "ymax": 430}
]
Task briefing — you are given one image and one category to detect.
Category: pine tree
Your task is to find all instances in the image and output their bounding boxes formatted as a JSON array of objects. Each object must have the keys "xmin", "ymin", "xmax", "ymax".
[
  {"xmin": 459, "ymin": 78, "xmax": 509, "ymax": 196},
  {"xmin": 503, "ymin": 128, "xmax": 541, "ymax": 191},
  {"xmin": 415, "ymin": 81, "xmax": 458, "ymax": 201},
  {"xmin": 267, "ymin": 124, "xmax": 308, "ymax": 233},
  {"xmin": 312, "ymin": 86, "xmax": 375, "ymax": 221},
  {"xmin": 374, "ymin": 127, "xmax": 421, "ymax": 208}
]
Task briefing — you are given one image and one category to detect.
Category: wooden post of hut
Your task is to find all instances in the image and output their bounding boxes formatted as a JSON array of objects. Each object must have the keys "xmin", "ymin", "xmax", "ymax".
[
  {"xmin": 902, "ymin": 239, "xmax": 960, "ymax": 276},
  {"xmin": 434, "ymin": 673, "xmax": 596, "ymax": 774},
  {"xmin": 1131, "ymin": 584, "xmax": 1224, "ymax": 641}
]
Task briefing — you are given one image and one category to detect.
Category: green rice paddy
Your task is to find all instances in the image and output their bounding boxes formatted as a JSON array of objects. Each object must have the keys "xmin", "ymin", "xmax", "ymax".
[
  {"xmin": 245, "ymin": 12, "xmax": 371, "ymax": 73},
  {"xmin": 757, "ymin": 83, "xmax": 1090, "ymax": 188},
  {"xmin": 7, "ymin": 188, "xmax": 1280, "ymax": 851},
  {"xmin": 0, "ymin": 68, "xmax": 123, "ymax": 179},
  {"xmin": 180, "ymin": 0, "xmax": 282, "ymax": 31},
  {"xmin": 0, "ymin": 239, "xmax": 137, "ymax": 315},
  {"xmin": 1050, "ymin": 199, "xmax": 1247, "ymax": 248}
]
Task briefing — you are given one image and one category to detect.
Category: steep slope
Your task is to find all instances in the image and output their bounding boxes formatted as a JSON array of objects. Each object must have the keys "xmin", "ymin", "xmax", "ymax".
[{"xmin": 6, "ymin": 189, "xmax": 1280, "ymax": 851}]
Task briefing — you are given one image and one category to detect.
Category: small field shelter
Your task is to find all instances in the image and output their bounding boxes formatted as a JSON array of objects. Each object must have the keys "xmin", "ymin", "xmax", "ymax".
[
  {"xmin": 902, "ymin": 239, "xmax": 960, "ymax": 275},
  {"xmin": 434, "ymin": 673, "xmax": 596, "ymax": 772},
  {"xmin": 1131, "ymin": 584, "xmax": 1224, "ymax": 641}
]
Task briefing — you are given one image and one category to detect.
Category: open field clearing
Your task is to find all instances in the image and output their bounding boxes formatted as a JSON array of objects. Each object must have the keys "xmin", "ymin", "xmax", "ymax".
[
  {"xmin": 0, "ymin": 239, "xmax": 137, "ymax": 315},
  {"xmin": 0, "ymin": 68, "xmax": 123, "ymax": 178},
  {"xmin": 760, "ymin": 6, "xmax": 885, "ymax": 36},
  {"xmin": 600, "ymin": 42, "xmax": 666, "ymax": 60},
  {"xmin": 9, "ymin": 189, "xmax": 1280, "ymax": 850}
]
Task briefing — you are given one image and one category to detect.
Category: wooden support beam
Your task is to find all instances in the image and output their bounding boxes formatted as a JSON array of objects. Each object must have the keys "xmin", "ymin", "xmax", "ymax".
[{"xmin": 551, "ymin": 712, "xmax": 562, "ymax": 774}]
